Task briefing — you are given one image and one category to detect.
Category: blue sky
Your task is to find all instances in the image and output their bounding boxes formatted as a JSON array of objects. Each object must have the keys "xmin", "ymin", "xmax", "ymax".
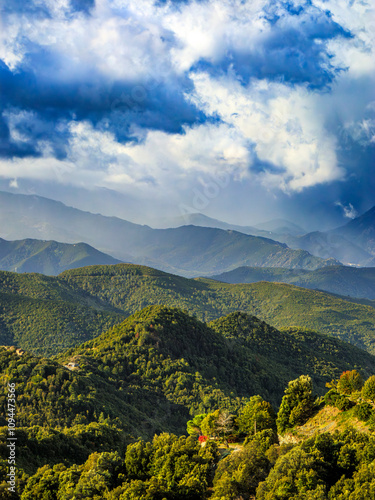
[{"xmin": 0, "ymin": 0, "xmax": 374, "ymax": 228}]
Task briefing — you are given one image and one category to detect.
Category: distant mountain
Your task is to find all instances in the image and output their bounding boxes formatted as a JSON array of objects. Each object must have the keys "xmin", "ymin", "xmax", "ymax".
[
  {"xmin": 334, "ymin": 205, "xmax": 375, "ymax": 256},
  {"xmin": 254, "ymin": 218, "xmax": 306, "ymax": 235},
  {"xmin": 162, "ymin": 213, "xmax": 371, "ymax": 266},
  {"xmin": 278, "ymin": 231, "xmax": 372, "ymax": 266},
  {"xmin": 0, "ymin": 238, "xmax": 121, "ymax": 275},
  {"xmin": 269, "ymin": 207, "xmax": 375, "ymax": 267},
  {"xmin": 158, "ymin": 212, "xmax": 272, "ymax": 237},
  {"xmin": 2, "ymin": 263, "xmax": 375, "ymax": 356},
  {"xmin": 211, "ymin": 265, "xmax": 375, "ymax": 300},
  {"xmin": 0, "ymin": 191, "xmax": 339, "ymax": 276}
]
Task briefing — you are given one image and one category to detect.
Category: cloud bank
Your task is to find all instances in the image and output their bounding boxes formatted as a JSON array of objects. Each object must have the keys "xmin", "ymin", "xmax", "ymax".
[{"xmin": 0, "ymin": 0, "xmax": 374, "ymax": 222}]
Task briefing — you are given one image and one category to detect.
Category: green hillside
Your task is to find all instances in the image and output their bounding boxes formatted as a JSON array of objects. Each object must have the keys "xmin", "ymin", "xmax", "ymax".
[
  {"xmin": 60, "ymin": 264, "xmax": 375, "ymax": 355},
  {"xmin": 2, "ymin": 264, "xmax": 375, "ymax": 356},
  {"xmin": 0, "ymin": 291, "xmax": 124, "ymax": 357},
  {"xmin": 0, "ymin": 238, "xmax": 121, "ymax": 275},
  {"xmin": 2, "ymin": 307, "xmax": 375, "ymax": 498},
  {"xmin": 211, "ymin": 265, "xmax": 375, "ymax": 300},
  {"xmin": 2, "ymin": 306, "xmax": 374, "ymax": 436}
]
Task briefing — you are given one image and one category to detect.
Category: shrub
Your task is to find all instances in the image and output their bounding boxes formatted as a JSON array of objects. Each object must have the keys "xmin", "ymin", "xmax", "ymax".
[
  {"xmin": 362, "ymin": 375, "xmax": 375, "ymax": 404},
  {"xmin": 324, "ymin": 389, "xmax": 340, "ymax": 406},
  {"xmin": 354, "ymin": 403, "xmax": 373, "ymax": 422},
  {"xmin": 335, "ymin": 396, "xmax": 354, "ymax": 411},
  {"xmin": 337, "ymin": 370, "xmax": 363, "ymax": 395}
]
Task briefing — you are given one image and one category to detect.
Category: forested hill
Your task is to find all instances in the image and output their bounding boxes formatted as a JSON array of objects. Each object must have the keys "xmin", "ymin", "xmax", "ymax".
[
  {"xmin": 2, "ymin": 263, "xmax": 375, "ymax": 356},
  {"xmin": 2, "ymin": 305, "xmax": 375, "ymax": 438},
  {"xmin": 0, "ymin": 238, "xmax": 121, "ymax": 275}
]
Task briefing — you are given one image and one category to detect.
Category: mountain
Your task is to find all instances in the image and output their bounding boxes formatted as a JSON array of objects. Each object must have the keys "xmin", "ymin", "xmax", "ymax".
[
  {"xmin": 278, "ymin": 231, "xmax": 373, "ymax": 266},
  {"xmin": 159, "ymin": 207, "xmax": 375, "ymax": 268},
  {"xmin": 0, "ymin": 238, "xmax": 121, "ymax": 275},
  {"xmin": 334, "ymin": 205, "xmax": 375, "ymax": 256},
  {"xmin": 254, "ymin": 218, "xmax": 306, "ymax": 235},
  {"xmin": 161, "ymin": 213, "xmax": 371, "ymax": 267},
  {"xmin": 2, "ymin": 263, "xmax": 375, "ymax": 356},
  {"xmin": 160, "ymin": 213, "xmax": 305, "ymax": 238},
  {"xmin": 2, "ymin": 306, "xmax": 375, "ymax": 437},
  {"xmin": 211, "ymin": 265, "xmax": 375, "ymax": 300},
  {"xmin": 278, "ymin": 206, "xmax": 375, "ymax": 267},
  {"xmin": 0, "ymin": 191, "xmax": 339, "ymax": 276},
  {"xmin": 158, "ymin": 212, "xmax": 272, "ymax": 237}
]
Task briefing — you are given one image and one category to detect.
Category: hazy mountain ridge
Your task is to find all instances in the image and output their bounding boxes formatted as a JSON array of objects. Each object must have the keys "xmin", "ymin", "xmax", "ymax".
[
  {"xmin": 277, "ymin": 231, "xmax": 373, "ymax": 266},
  {"xmin": 0, "ymin": 191, "xmax": 340, "ymax": 276},
  {"xmin": 211, "ymin": 265, "xmax": 375, "ymax": 300},
  {"xmin": 334, "ymin": 205, "xmax": 375, "ymax": 256},
  {"xmin": 160, "ymin": 206, "xmax": 375, "ymax": 267}
]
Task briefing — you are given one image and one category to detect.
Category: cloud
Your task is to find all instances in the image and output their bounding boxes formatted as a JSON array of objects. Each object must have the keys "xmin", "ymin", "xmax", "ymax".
[
  {"xmin": 0, "ymin": 119, "xmax": 250, "ymax": 205},
  {"xmin": 168, "ymin": 0, "xmax": 350, "ymax": 88},
  {"xmin": 189, "ymin": 72, "xmax": 343, "ymax": 191},
  {"xmin": 0, "ymin": 0, "xmax": 374, "ymax": 219},
  {"xmin": 335, "ymin": 201, "xmax": 358, "ymax": 219}
]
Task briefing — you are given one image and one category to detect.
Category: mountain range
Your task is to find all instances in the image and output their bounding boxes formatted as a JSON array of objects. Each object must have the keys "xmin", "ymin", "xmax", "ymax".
[
  {"xmin": 160, "ymin": 212, "xmax": 306, "ymax": 238},
  {"xmin": 211, "ymin": 265, "xmax": 375, "ymax": 300},
  {"xmin": 160, "ymin": 209, "xmax": 375, "ymax": 267},
  {"xmin": 2, "ymin": 263, "xmax": 375, "ymax": 357},
  {"xmin": 0, "ymin": 191, "xmax": 339, "ymax": 276}
]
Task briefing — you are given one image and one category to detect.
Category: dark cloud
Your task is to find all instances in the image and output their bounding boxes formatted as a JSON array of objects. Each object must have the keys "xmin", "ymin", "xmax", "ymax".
[
  {"xmin": 70, "ymin": 0, "xmax": 95, "ymax": 14},
  {"xmin": 193, "ymin": 3, "xmax": 350, "ymax": 89},
  {"xmin": 0, "ymin": 0, "xmax": 373, "ymax": 228},
  {"xmin": 0, "ymin": 49, "xmax": 205, "ymax": 158},
  {"xmin": 2, "ymin": 0, "xmax": 94, "ymax": 16}
]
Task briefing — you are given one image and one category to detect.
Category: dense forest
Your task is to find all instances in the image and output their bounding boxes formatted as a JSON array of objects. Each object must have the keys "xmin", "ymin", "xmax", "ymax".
[
  {"xmin": 2, "ymin": 264, "xmax": 375, "ymax": 357},
  {"xmin": 1, "ymin": 304, "xmax": 375, "ymax": 497},
  {"xmin": 2, "ymin": 364, "xmax": 375, "ymax": 498}
]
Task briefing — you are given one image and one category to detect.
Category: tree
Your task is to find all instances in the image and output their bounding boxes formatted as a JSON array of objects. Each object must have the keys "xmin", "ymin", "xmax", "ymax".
[
  {"xmin": 186, "ymin": 414, "xmax": 207, "ymax": 437},
  {"xmin": 212, "ymin": 441, "xmax": 270, "ymax": 499},
  {"xmin": 237, "ymin": 395, "xmax": 276, "ymax": 436},
  {"xmin": 125, "ymin": 440, "xmax": 152, "ymax": 479},
  {"xmin": 362, "ymin": 375, "xmax": 375, "ymax": 404},
  {"xmin": 216, "ymin": 411, "xmax": 235, "ymax": 443},
  {"xmin": 201, "ymin": 410, "xmax": 220, "ymax": 439},
  {"xmin": 256, "ymin": 447, "xmax": 325, "ymax": 500},
  {"xmin": 276, "ymin": 375, "xmax": 315, "ymax": 434},
  {"xmin": 337, "ymin": 370, "xmax": 363, "ymax": 395}
]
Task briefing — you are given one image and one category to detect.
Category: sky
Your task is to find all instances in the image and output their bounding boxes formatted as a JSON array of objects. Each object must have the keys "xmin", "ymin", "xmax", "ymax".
[{"xmin": 0, "ymin": 0, "xmax": 374, "ymax": 228}]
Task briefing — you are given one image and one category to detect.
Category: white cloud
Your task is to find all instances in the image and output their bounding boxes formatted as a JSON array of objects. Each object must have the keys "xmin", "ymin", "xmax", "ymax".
[
  {"xmin": 335, "ymin": 201, "xmax": 358, "ymax": 219},
  {"xmin": 189, "ymin": 73, "xmax": 343, "ymax": 191},
  {"xmin": 0, "ymin": 0, "xmax": 373, "ymax": 200},
  {"xmin": 313, "ymin": 0, "xmax": 375, "ymax": 77},
  {"xmin": 0, "ymin": 119, "xmax": 250, "ymax": 201}
]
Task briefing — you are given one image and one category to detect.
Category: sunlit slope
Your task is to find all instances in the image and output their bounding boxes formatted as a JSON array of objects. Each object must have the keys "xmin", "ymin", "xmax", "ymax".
[
  {"xmin": 61, "ymin": 264, "xmax": 375, "ymax": 354},
  {"xmin": 1, "ymin": 263, "xmax": 375, "ymax": 355}
]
